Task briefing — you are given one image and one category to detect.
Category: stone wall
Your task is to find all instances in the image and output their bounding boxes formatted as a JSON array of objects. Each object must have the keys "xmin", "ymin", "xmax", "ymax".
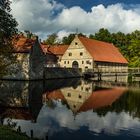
[
  {"xmin": 1, "ymin": 53, "xmax": 30, "ymax": 80},
  {"xmin": 44, "ymin": 67, "xmax": 82, "ymax": 79}
]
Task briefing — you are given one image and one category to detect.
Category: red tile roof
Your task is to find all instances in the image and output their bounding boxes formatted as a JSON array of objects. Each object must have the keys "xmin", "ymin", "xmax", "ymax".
[
  {"xmin": 13, "ymin": 35, "xmax": 36, "ymax": 53},
  {"xmin": 78, "ymin": 88, "xmax": 126, "ymax": 113},
  {"xmin": 78, "ymin": 36, "xmax": 128, "ymax": 64},
  {"xmin": 41, "ymin": 44, "xmax": 68, "ymax": 55}
]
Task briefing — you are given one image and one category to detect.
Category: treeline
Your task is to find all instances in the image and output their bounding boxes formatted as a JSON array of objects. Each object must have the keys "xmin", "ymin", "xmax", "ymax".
[
  {"xmin": 89, "ymin": 29, "xmax": 140, "ymax": 67},
  {"xmin": 44, "ymin": 29, "xmax": 140, "ymax": 67}
]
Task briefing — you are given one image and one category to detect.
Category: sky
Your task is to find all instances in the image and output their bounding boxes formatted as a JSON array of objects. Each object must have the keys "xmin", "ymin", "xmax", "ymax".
[{"xmin": 10, "ymin": 0, "xmax": 140, "ymax": 39}]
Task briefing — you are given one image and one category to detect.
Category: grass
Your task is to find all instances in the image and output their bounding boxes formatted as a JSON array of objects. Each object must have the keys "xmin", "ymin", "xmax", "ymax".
[{"xmin": 0, "ymin": 125, "xmax": 38, "ymax": 140}]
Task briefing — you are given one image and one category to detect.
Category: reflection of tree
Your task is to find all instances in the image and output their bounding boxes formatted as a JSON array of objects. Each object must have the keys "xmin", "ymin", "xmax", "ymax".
[{"xmin": 94, "ymin": 90, "xmax": 140, "ymax": 119}]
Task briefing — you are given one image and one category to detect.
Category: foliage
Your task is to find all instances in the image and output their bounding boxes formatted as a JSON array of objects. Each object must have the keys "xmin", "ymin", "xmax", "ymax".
[
  {"xmin": 0, "ymin": 0, "xmax": 18, "ymax": 49},
  {"xmin": 127, "ymin": 39, "xmax": 140, "ymax": 67},
  {"xmin": 0, "ymin": 125, "xmax": 38, "ymax": 140},
  {"xmin": 94, "ymin": 89, "xmax": 140, "ymax": 119},
  {"xmin": 62, "ymin": 33, "xmax": 75, "ymax": 45},
  {"xmin": 89, "ymin": 28, "xmax": 140, "ymax": 67},
  {"xmin": 0, "ymin": 0, "xmax": 18, "ymax": 75},
  {"xmin": 43, "ymin": 33, "xmax": 58, "ymax": 45},
  {"xmin": 62, "ymin": 33, "xmax": 86, "ymax": 45}
]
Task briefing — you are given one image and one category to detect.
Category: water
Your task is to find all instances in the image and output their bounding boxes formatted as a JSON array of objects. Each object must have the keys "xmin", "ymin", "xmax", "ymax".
[{"xmin": 0, "ymin": 78, "xmax": 140, "ymax": 140}]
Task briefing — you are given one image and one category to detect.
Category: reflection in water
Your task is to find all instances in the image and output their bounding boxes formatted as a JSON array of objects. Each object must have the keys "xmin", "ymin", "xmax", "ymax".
[{"xmin": 0, "ymin": 78, "xmax": 140, "ymax": 139}]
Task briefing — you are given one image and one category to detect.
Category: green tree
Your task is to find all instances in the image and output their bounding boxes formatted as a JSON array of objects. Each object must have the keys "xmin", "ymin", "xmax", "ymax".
[
  {"xmin": 62, "ymin": 33, "xmax": 86, "ymax": 45},
  {"xmin": 127, "ymin": 39, "xmax": 140, "ymax": 67},
  {"xmin": 43, "ymin": 33, "xmax": 58, "ymax": 45},
  {"xmin": 90, "ymin": 28, "xmax": 112, "ymax": 43},
  {"xmin": 62, "ymin": 33, "xmax": 75, "ymax": 45},
  {"xmin": 0, "ymin": 0, "xmax": 18, "ymax": 75}
]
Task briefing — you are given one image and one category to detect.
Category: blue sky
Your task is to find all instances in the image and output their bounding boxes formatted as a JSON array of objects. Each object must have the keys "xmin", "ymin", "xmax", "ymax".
[
  {"xmin": 55, "ymin": 0, "xmax": 140, "ymax": 11},
  {"xmin": 11, "ymin": 0, "xmax": 140, "ymax": 39}
]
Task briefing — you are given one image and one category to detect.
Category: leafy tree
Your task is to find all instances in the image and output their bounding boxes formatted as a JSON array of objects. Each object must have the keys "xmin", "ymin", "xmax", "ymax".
[
  {"xmin": 0, "ymin": 0, "xmax": 18, "ymax": 49},
  {"xmin": 127, "ymin": 39, "xmax": 140, "ymax": 67},
  {"xmin": 90, "ymin": 28, "xmax": 112, "ymax": 43},
  {"xmin": 62, "ymin": 33, "xmax": 86, "ymax": 45},
  {"xmin": 43, "ymin": 33, "xmax": 58, "ymax": 45},
  {"xmin": 0, "ymin": 0, "xmax": 18, "ymax": 75},
  {"xmin": 62, "ymin": 33, "xmax": 75, "ymax": 45}
]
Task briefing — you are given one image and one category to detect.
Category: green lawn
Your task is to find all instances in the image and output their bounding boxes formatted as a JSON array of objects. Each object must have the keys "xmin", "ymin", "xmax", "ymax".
[{"xmin": 0, "ymin": 125, "xmax": 38, "ymax": 140}]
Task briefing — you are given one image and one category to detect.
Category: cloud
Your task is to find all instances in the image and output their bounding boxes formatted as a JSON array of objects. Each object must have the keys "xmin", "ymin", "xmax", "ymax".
[
  {"xmin": 6, "ymin": 104, "xmax": 140, "ymax": 139},
  {"xmin": 10, "ymin": 0, "xmax": 140, "ymax": 39}
]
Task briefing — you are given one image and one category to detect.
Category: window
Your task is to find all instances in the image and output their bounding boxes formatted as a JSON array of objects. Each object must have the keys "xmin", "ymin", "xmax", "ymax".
[
  {"xmin": 75, "ymin": 42, "xmax": 78, "ymax": 45},
  {"xmin": 67, "ymin": 61, "xmax": 69, "ymax": 64},
  {"xmin": 67, "ymin": 93, "xmax": 71, "ymax": 97},
  {"xmin": 64, "ymin": 61, "xmax": 66, "ymax": 64},
  {"xmin": 85, "ymin": 88, "xmax": 89, "ymax": 92},
  {"xmin": 73, "ymin": 105, "xmax": 76, "ymax": 108},
  {"xmin": 69, "ymin": 52, "xmax": 72, "ymax": 56},
  {"xmin": 79, "ymin": 95, "xmax": 82, "ymax": 99},
  {"xmin": 86, "ymin": 60, "xmax": 91, "ymax": 65},
  {"xmin": 82, "ymin": 61, "xmax": 84, "ymax": 64},
  {"xmin": 81, "ymin": 87, "xmax": 83, "ymax": 90},
  {"xmin": 80, "ymin": 52, "xmax": 83, "ymax": 56}
]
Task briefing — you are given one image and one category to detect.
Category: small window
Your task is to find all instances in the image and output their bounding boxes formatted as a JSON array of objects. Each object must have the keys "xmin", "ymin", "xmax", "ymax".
[
  {"xmin": 85, "ymin": 88, "xmax": 89, "ymax": 92},
  {"xmin": 69, "ymin": 53, "xmax": 72, "ymax": 56},
  {"xmin": 75, "ymin": 42, "xmax": 78, "ymax": 45},
  {"xmin": 67, "ymin": 61, "xmax": 69, "ymax": 64},
  {"xmin": 67, "ymin": 93, "xmax": 71, "ymax": 97},
  {"xmin": 73, "ymin": 105, "xmax": 76, "ymax": 108},
  {"xmin": 80, "ymin": 52, "xmax": 83, "ymax": 56},
  {"xmin": 64, "ymin": 61, "xmax": 66, "ymax": 64},
  {"xmin": 79, "ymin": 95, "xmax": 82, "ymax": 99},
  {"xmin": 81, "ymin": 87, "xmax": 83, "ymax": 90},
  {"xmin": 82, "ymin": 61, "xmax": 84, "ymax": 64}
]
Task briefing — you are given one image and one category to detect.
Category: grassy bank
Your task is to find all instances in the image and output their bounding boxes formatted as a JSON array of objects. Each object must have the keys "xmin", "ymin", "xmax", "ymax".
[{"xmin": 0, "ymin": 125, "xmax": 38, "ymax": 140}]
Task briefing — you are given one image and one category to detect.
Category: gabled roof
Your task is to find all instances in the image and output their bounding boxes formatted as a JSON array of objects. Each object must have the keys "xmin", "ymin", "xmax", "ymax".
[
  {"xmin": 78, "ymin": 36, "xmax": 128, "ymax": 64},
  {"xmin": 41, "ymin": 44, "xmax": 69, "ymax": 55}
]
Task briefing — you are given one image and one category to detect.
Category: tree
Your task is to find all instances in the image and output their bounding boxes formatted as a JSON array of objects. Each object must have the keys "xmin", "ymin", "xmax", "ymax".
[
  {"xmin": 0, "ymin": 0, "xmax": 18, "ymax": 49},
  {"xmin": 0, "ymin": 0, "xmax": 18, "ymax": 75},
  {"xmin": 43, "ymin": 33, "xmax": 58, "ymax": 45},
  {"xmin": 62, "ymin": 34, "xmax": 75, "ymax": 45},
  {"xmin": 127, "ymin": 39, "xmax": 140, "ymax": 67},
  {"xmin": 62, "ymin": 33, "xmax": 86, "ymax": 45},
  {"xmin": 90, "ymin": 28, "xmax": 112, "ymax": 43}
]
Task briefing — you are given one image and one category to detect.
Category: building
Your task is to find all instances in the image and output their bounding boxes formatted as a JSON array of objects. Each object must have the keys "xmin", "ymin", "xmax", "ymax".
[
  {"xmin": 60, "ymin": 35, "xmax": 128, "ymax": 72},
  {"xmin": 41, "ymin": 44, "xmax": 68, "ymax": 66},
  {"xmin": 1, "ymin": 34, "xmax": 57, "ymax": 80}
]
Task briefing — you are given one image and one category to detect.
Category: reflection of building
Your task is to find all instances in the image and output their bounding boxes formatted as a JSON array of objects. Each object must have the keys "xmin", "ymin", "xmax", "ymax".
[
  {"xmin": 60, "ymin": 35, "xmax": 128, "ymax": 72},
  {"xmin": 43, "ymin": 82, "xmax": 126, "ymax": 114}
]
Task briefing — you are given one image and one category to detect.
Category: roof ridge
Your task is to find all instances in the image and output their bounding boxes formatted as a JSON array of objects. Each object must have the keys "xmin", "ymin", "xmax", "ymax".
[{"xmin": 78, "ymin": 36, "xmax": 113, "ymax": 46}]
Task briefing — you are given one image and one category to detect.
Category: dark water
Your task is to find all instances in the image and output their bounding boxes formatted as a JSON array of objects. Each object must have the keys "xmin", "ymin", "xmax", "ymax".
[{"xmin": 0, "ymin": 78, "xmax": 140, "ymax": 140}]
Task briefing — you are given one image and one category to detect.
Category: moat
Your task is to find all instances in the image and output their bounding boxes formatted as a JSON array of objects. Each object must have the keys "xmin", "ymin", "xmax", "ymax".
[{"xmin": 0, "ymin": 77, "xmax": 140, "ymax": 140}]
